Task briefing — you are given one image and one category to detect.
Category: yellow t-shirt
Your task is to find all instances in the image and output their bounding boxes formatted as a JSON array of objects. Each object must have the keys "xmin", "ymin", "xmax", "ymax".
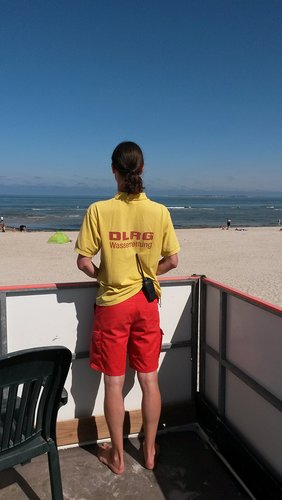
[{"xmin": 75, "ymin": 192, "xmax": 180, "ymax": 306}]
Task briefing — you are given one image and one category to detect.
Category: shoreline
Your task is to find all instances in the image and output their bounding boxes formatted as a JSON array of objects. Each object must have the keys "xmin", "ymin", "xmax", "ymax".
[
  {"xmin": 0, "ymin": 227, "xmax": 281, "ymax": 307},
  {"xmin": 3, "ymin": 223, "xmax": 282, "ymax": 233}
]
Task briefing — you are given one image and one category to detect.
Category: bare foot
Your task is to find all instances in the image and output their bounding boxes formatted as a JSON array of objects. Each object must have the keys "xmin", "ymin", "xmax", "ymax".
[
  {"xmin": 97, "ymin": 443, "xmax": 125, "ymax": 475},
  {"xmin": 142, "ymin": 442, "xmax": 160, "ymax": 470}
]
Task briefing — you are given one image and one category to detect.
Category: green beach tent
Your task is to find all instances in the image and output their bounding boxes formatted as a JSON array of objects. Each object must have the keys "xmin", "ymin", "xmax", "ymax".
[{"xmin": 47, "ymin": 231, "xmax": 71, "ymax": 244}]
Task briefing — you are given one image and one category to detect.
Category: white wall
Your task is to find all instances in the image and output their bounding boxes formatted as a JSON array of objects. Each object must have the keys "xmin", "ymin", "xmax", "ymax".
[{"xmin": 4, "ymin": 280, "xmax": 194, "ymax": 420}]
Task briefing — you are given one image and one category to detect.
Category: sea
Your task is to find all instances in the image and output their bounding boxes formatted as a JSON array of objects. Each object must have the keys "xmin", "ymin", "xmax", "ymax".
[{"xmin": 1, "ymin": 194, "xmax": 282, "ymax": 231}]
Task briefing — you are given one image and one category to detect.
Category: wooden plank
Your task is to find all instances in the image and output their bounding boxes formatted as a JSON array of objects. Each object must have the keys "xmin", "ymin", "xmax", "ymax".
[{"xmin": 56, "ymin": 402, "xmax": 196, "ymax": 446}]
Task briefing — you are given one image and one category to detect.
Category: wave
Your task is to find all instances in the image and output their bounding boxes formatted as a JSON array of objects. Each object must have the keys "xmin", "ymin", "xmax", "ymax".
[
  {"xmin": 168, "ymin": 206, "xmax": 214, "ymax": 211},
  {"xmin": 32, "ymin": 208, "xmax": 53, "ymax": 211},
  {"xmin": 167, "ymin": 206, "xmax": 187, "ymax": 210},
  {"xmin": 27, "ymin": 215, "xmax": 47, "ymax": 219}
]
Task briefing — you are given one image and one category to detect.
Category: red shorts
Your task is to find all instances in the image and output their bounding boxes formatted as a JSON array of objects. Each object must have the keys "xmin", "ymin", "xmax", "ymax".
[{"xmin": 90, "ymin": 290, "xmax": 162, "ymax": 376}]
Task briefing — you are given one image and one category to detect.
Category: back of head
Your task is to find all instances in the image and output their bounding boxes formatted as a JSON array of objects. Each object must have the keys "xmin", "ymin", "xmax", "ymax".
[{"xmin": 112, "ymin": 141, "xmax": 144, "ymax": 194}]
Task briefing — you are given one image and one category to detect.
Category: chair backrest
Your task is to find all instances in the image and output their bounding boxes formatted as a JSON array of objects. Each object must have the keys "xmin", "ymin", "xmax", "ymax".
[{"xmin": 0, "ymin": 346, "xmax": 72, "ymax": 453}]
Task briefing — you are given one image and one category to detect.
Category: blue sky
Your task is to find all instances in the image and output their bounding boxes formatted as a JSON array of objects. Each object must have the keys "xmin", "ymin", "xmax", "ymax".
[{"xmin": 1, "ymin": 0, "xmax": 282, "ymax": 195}]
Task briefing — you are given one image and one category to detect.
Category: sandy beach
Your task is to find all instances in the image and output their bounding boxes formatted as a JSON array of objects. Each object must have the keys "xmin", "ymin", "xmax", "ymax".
[{"xmin": 0, "ymin": 227, "xmax": 281, "ymax": 307}]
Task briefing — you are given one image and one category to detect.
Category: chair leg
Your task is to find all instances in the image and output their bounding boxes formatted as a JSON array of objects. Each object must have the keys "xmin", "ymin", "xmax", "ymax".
[{"xmin": 47, "ymin": 441, "xmax": 64, "ymax": 500}]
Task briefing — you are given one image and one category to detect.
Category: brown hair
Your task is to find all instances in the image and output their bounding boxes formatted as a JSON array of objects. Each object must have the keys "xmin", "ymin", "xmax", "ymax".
[{"xmin": 111, "ymin": 141, "xmax": 144, "ymax": 194}]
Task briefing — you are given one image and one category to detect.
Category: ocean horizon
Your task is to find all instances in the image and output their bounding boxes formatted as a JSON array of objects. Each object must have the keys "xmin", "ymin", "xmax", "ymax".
[{"xmin": 1, "ymin": 194, "xmax": 282, "ymax": 231}]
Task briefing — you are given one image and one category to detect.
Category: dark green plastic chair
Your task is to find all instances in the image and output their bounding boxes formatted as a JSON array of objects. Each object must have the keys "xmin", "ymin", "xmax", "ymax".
[{"xmin": 0, "ymin": 346, "xmax": 72, "ymax": 499}]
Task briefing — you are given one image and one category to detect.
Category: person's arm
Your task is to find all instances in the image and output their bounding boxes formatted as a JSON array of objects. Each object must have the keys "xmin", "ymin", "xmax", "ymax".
[
  {"xmin": 156, "ymin": 253, "xmax": 178, "ymax": 276},
  {"xmin": 77, "ymin": 254, "xmax": 99, "ymax": 279}
]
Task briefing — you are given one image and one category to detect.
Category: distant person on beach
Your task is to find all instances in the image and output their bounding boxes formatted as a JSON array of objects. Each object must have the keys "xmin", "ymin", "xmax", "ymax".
[
  {"xmin": 227, "ymin": 218, "xmax": 231, "ymax": 229},
  {"xmin": 75, "ymin": 141, "xmax": 180, "ymax": 474},
  {"xmin": 0, "ymin": 217, "xmax": 5, "ymax": 232}
]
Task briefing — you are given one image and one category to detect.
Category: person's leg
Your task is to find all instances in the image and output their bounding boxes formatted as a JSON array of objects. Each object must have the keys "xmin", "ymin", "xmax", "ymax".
[
  {"xmin": 91, "ymin": 299, "xmax": 137, "ymax": 474},
  {"xmin": 98, "ymin": 374, "xmax": 125, "ymax": 474},
  {"xmin": 137, "ymin": 370, "xmax": 161, "ymax": 469}
]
